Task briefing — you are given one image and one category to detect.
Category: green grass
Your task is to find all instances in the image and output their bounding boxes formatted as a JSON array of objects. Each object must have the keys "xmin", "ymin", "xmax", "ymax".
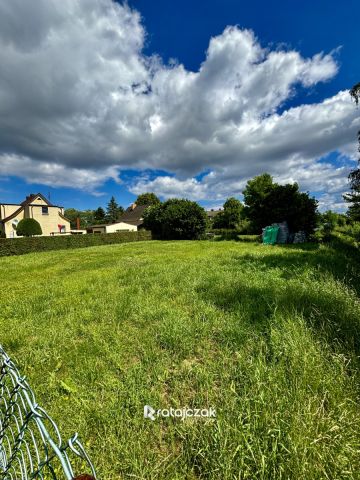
[{"xmin": 1, "ymin": 239, "xmax": 360, "ymax": 479}]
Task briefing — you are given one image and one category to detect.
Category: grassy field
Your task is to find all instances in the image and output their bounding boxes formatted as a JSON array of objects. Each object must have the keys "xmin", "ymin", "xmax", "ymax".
[{"xmin": 0, "ymin": 239, "xmax": 359, "ymax": 479}]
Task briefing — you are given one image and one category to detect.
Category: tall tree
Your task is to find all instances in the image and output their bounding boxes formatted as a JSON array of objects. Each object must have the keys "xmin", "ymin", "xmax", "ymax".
[
  {"xmin": 93, "ymin": 207, "xmax": 106, "ymax": 224},
  {"xmin": 242, "ymin": 173, "xmax": 276, "ymax": 231},
  {"xmin": 344, "ymin": 83, "xmax": 360, "ymax": 220},
  {"xmin": 243, "ymin": 173, "xmax": 318, "ymax": 234},
  {"xmin": 135, "ymin": 192, "xmax": 160, "ymax": 206},
  {"xmin": 106, "ymin": 196, "xmax": 123, "ymax": 223}
]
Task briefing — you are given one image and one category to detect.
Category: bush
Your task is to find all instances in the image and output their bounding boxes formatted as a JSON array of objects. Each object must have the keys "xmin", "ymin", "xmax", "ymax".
[
  {"xmin": 0, "ymin": 230, "xmax": 152, "ymax": 257},
  {"xmin": 16, "ymin": 218, "xmax": 42, "ymax": 237},
  {"xmin": 335, "ymin": 222, "xmax": 360, "ymax": 246},
  {"xmin": 143, "ymin": 199, "xmax": 207, "ymax": 240}
]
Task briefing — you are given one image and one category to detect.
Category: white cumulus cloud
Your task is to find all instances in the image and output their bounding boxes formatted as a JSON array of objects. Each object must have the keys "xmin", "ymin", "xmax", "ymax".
[{"xmin": 0, "ymin": 0, "xmax": 358, "ymax": 209}]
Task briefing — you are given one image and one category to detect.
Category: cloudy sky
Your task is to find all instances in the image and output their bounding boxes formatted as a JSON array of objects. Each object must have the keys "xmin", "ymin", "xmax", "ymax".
[{"xmin": 0, "ymin": 0, "xmax": 359, "ymax": 211}]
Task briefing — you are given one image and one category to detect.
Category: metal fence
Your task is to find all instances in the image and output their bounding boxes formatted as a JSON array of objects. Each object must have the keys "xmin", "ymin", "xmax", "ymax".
[{"xmin": 0, "ymin": 345, "xmax": 97, "ymax": 479}]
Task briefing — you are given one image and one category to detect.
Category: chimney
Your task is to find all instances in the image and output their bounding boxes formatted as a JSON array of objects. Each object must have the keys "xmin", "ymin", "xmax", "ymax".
[
  {"xmin": 76, "ymin": 217, "xmax": 81, "ymax": 230},
  {"xmin": 131, "ymin": 203, "xmax": 137, "ymax": 210}
]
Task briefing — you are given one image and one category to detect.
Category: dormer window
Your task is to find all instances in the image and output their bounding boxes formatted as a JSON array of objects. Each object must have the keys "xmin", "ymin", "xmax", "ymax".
[{"xmin": 42, "ymin": 206, "xmax": 49, "ymax": 215}]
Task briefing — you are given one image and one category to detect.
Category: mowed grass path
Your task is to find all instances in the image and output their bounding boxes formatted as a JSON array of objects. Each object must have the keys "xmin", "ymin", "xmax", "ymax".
[{"xmin": 1, "ymin": 240, "xmax": 360, "ymax": 479}]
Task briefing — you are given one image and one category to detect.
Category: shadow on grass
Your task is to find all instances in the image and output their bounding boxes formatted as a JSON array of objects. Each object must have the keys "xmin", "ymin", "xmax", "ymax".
[
  {"xmin": 247, "ymin": 238, "xmax": 359, "ymax": 294},
  {"xmin": 212, "ymin": 234, "xmax": 261, "ymax": 243},
  {"xmin": 199, "ymin": 237, "xmax": 360, "ymax": 358}
]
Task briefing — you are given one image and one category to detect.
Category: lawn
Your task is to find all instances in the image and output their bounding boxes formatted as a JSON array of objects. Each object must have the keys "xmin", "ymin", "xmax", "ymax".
[{"xmin": 0, "ymin": 240, "xmax": 359, "ymax": 479}]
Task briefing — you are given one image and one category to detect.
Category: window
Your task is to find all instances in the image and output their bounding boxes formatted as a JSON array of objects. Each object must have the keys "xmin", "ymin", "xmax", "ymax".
[{"xmin": 42, "ymin": 206, "xmax": 49, "ymax": 215}]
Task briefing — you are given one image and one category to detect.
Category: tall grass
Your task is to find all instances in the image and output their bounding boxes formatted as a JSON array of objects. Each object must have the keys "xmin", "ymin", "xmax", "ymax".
[{"xmin": 0, "ymin": 240, "xmax": 359, "ymax": 479}]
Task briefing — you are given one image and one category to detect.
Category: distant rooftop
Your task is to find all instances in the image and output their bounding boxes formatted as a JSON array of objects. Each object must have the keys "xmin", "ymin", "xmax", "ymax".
[
  {"xmin": 206, "ymin": 209, "xmax": 223, "ymax": 217},
  {"xmin": 118, "ymin": 203, "xmax": 149, "ymax": 226}
]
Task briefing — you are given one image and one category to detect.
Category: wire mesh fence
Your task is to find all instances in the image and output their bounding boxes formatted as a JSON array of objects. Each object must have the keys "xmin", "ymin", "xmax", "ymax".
[{"xmin": 0, "ymin": 345, "xmax": 97, "ymax": 480}]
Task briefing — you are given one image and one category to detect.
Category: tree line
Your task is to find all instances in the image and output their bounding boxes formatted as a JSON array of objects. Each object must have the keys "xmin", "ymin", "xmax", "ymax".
[
  {"xmin": 64, "ymin": 193, "xmax": 161, "ymax": 229},
  {"xmin": 141, "ymin": 175, "xmax": 320, "ymax": 240}
]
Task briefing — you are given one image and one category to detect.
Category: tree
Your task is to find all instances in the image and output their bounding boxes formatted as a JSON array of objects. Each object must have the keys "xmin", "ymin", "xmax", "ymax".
[
  {"xmin": 266, "ymin": 183, "xmax": 318, "ymax": 234},
  {"xmin": 143, "ymin": 199, "xmax": 207, "ymax": 240},
  {"xmin": 344, "ymin": 167, "xmax": 360, "ymax": 221},
  {"xmin": 213, "ymin": 197, "xmax": 244, "ymax": 229},
  {"xmin": 135, "ymin": 192, "xmax": 161, "ymax": 206},
  {"xmin": 350, "ymin": 82, "xmax": 360, "ymax": 105},
  {"xmin": 93, "ymin": 207, "xmax": 106, "ymax": 224},
  {"xmin": 243, "ymin": 173, "xmax": 318, "ymax": 234},
  {"xmin": 64, "ymin": 208, "xmax": 96, "ymax": 229},
  {"xmin": 242, "ymin": 173, "xmax": 276, "ymax": 231},
  {"xmin": 64, "ymin": 208, "xmax": 79, "ymax": 229},
  {"xmin": 16, "ymin": 218, "xmax": 42, "ymax": 237},
  {"xmin": 142, "ymin": 204, "xmax": 163, "ymax": 237},
  {"xmin": 106, "ymin": 196, "xmax": 124, "ymax": 223},
  {"xmin": 344, "ymin": 83, "xmax": 360, "ymax": 220}
]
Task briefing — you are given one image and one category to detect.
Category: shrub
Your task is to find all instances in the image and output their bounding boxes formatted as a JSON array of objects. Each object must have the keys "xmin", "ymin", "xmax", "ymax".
[
  {"xmin": 0, "ymin": 230, "xmax": 152, "ymax": 257},
  {"xmin": 16, "ymin": 218, "xmax": 42, "ymax": 237},
  {"xmin": 143, "ymin": 199, "xmax": 207, "ymax": 240}
]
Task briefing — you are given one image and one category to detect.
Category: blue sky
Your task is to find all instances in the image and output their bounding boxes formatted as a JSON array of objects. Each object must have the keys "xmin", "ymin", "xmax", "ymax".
[
  {"xmin": 131, "ymin": 0, "xmax": 358, "ymax": 101},
  {"xmin": 0, "ymin": 0, "xmax": 359, "ymax": 211}
]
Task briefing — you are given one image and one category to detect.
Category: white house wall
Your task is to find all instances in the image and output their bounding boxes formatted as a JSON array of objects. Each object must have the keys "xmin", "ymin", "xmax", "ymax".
[{"xmin": 105, "ymin": 222, "xmax": 137, "ymax": 233}]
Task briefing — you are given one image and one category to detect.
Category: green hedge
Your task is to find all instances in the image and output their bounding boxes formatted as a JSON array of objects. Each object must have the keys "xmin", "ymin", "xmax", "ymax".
[
  {"xmin": 0, "ymin": 230, "xmax": 152, "ymax": 257},
  {"xmin": 207, "ymin": 229, "xmax": 261, "ymax": 242}
]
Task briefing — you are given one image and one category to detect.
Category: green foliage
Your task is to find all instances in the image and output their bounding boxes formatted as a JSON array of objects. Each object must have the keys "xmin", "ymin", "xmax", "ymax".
[
  {"xmin": 334, "ymin": 213, "xmax": 348, "ymax": 227},
  {"xmin": 243, "ymin": 173, "xmax": 318, "ymax": 234},
  {"xmin": 242, "ymin": 173, "xmax": 276, "ymax": 231},
  {"xmin": 213, "ymin": 197, "xmax": 244, "ymax": 229},
  {"xmin": 350, "ymin": 82, "xmax": 360, "ymax": 105},
  {"xmin": 64, "ymin": 208, "xmax": 95, "ymax": 229},
  {"xmin": 336, "ymin": 222, "xmax": 360, "ymax": 245},
  {"xmin": 0, "ymin": 231, "xmax": 152, "ymax": 257},
  {"xmin": 106, "ymin": 196, "xmax": 124, "ymax": 223},
  {"xmin": 344, "ymin": 85, "xmax": 360, "ymax": 220},
  {"xmin": 0, "ymin": 240, "xmax": 360, "ymax": 479},
  {"xmin": 135, "ymin": 192, "xmax": 161, "ymax": 206},
  {"xmin": 343, "ymin": 138, "xmax": 360, "ymax": 220},
  {"xmin": 143, "ymin": 198, "xmax": 207, "ymax": 239},
  {"xmin": 317, "ymin": 210, "xmax": 338, "ymax": 242},
  {"xmin": 93, "ymin": 207, "xmax": 106, "ymax": 224},
  {"xmin": 16, "ymin": 218, "xmax": 42, "ymax": 237},
  {"xmin": 142, "ymin": 204, "xmax": 163, "ymax": 236}
]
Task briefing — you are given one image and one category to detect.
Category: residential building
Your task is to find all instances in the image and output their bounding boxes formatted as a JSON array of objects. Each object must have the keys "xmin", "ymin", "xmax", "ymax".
[
  {"xmin": 118, "ymin": 203, "xmax": 149, "ymax": 229},
  {"xmin": 0, "ymin": 193, "xmax": 70, "ymax": 238},
  {"xmin": 206, "ymin": 209, "xmax": 222, "ymax": 220},
  {"xmin": 86, "ymin": 221, "xmax": 137, "ymax": 234}
]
